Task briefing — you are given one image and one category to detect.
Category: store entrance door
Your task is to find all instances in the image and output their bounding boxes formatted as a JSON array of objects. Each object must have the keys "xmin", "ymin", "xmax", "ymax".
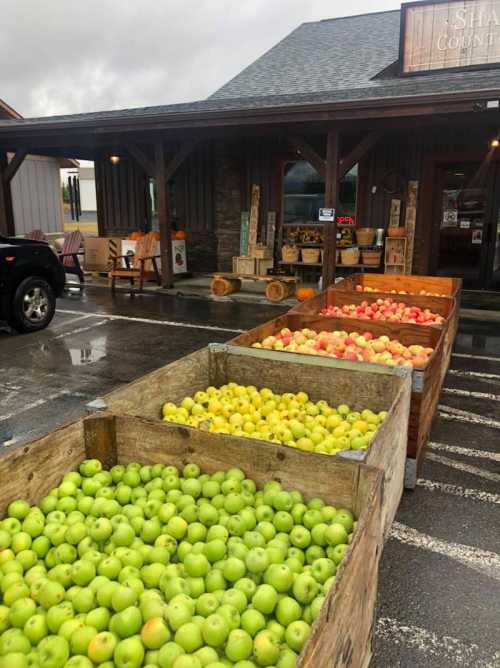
[{"xmin": 434, "ymin": 161, "xmax": 500, "ymax": 289}]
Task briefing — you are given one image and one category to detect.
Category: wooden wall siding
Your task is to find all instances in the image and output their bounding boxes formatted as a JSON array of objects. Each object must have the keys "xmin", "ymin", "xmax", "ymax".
[
  {"xmin": 175, "ymin": 143, "xmax": 216, "ymax": 272},
  {"xmin": 358, "ymin": 126, "xmax": 497, "ymax": 274},
  {"xmin": 10, "ymin": 155, "xmax": 63, "ymax": 235},
  {"xmin": 95, "ymin": 157, "xmax": 147, "ymax": 236}
]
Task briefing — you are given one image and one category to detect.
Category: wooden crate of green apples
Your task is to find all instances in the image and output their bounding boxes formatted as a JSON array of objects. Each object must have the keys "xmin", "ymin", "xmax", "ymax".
[
  {"xmin": 0, "ymin": 413, "xmax": 383, "ymax": 668},
  {"xmin": 102, "ymin": 343, "xmax": 411, "ymax": 536}
]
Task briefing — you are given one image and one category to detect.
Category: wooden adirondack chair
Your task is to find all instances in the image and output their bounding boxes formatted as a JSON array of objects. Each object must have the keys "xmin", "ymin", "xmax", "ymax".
[
  {"xmin": 110, "ymin": 232, "xmax": 161, "ymax": 292},
  {"xmin": 58, "ymin": 230, "xmax": 84, "ymax": 286},
  {"xmin": 26, "ymin": 229, "xmax": 47, "ymax": 241}
]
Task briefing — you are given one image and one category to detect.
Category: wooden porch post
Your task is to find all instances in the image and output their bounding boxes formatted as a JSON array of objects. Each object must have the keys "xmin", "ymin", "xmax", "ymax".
[
  {"xmin": 322, "ymin": 129, "xmax": 340, "ymax": 288},
  {"xmin": 0, "ymin": 153, "xmax": 14, "ymax": 236},
  {"xmin": 155, "ymin": 142, "xmax": 173, "ymax": 288}
]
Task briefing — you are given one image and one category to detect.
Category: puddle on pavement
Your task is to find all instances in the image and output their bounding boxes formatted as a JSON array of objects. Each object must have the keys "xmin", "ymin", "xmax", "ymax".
[{"xmin": 68, "ymin": 335, "xmax": 107, "ymax": 365}]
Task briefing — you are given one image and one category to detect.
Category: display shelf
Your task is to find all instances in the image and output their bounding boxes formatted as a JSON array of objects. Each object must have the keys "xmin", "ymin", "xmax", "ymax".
[
  {"xmin": 282, "ymin": 222, "xmax": 324, "ymax": 226},
  {"xmin": 279, "ymin": 261, "xmax": 322, "ymax": 267}
]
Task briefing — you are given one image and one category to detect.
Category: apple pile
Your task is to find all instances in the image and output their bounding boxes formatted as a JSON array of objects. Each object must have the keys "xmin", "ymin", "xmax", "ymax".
[
  {"xmin": 355, "ymin": 285, "xmax": 447, "ymax": 297},
  {"xmin": 0, "ymin": 458, "xmax": 357, "ymax": 668},
  {"xmin": 253, "ymin": 328, "xmax": 433, "ymax": 369},
  {"xmin": 320, "ymin": 298, "xmax": 445, "ymax": 326},
  {"xmin": 162, "ymin": 384, "xmax": 386, "ymax": 455}
]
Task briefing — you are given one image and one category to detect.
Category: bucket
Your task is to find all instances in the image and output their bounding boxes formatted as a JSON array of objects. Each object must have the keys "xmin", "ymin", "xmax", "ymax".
[
  {"xmin": 361, "ymin": 249, "xmax": 382, "ymax": 266},
  {"xmin": 341, "ymin": 247, "xmax": 360, "ymax": 265},
  {"xmin": 281, "ymin": 245, "xmax": 300, "ymax": 263},
  {"xmin": 301, "ymin": 248, "xmax": 320, "ymax": 264},
  {"xmin": 355, "ymin": 228, "xmax": 376, "ymax": 247}
]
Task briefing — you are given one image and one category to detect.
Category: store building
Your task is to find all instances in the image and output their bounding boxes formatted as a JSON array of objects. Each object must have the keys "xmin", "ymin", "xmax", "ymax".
[{"xmin": 0, "ymin": 0, "xmax": 499, "ymax": 289}]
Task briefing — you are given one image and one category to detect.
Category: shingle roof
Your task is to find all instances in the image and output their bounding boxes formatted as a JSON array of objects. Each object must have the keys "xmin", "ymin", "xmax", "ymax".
[
  {"xmin": 211, "ymin": 9, "xmax": 500, "ymax": 102},
  {"xmin": 0, "ymin": 9, "xmax": 499, "ymax": 132}
]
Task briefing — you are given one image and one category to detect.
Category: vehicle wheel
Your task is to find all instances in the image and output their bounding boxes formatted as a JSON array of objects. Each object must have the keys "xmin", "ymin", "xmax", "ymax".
[{"xmin": 10, "ymin": 276, "xmax": 56, "ymax": 333}]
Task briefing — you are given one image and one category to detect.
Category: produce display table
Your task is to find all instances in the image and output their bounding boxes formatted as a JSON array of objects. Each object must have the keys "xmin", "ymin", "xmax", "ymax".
[
  {"xmin": 210, "ymin": 272, "xmax": 297, "ymax": 302},
  {"xmin": 0, "ymin": 413, "xmax": 383, "ymax": 668}
]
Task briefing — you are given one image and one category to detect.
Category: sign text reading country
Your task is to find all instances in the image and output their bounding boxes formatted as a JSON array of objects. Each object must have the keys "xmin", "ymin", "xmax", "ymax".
[{"xmin": 402, "ymin": 1, "xmax": 500, "ymax": 74}]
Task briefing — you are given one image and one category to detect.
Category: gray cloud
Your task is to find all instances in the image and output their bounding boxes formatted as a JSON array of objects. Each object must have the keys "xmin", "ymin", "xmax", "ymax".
[{"xmin": 1, "ymin": 0, "xmax": 400, "ymax": 118}]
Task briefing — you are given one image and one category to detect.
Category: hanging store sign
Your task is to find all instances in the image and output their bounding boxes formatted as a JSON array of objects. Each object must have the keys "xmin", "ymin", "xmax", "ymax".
[{"xmin": 401, "ymin": 0, "xmax": 500, "ymax": 74}]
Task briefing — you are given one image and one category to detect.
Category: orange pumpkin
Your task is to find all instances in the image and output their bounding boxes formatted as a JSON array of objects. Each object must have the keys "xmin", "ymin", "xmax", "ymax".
[
  {"xmin": 175, "ymin": 230, "xmax": 186, "ymax": 240},
  {"xmin": 150, "ymin": 231, "xmax": 161, "ymax": 241},
  {"xmin": 128, "ymin": 231, "xmax": 145, "ymax": 240},
  {"xmin": 296, "ymin": 287, "xmax": 316, "ymax": 302}
]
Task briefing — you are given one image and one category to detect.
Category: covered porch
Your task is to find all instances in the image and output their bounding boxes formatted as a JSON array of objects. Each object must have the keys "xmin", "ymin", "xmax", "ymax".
[{"xmin": 0, "ymin": 89, "xmax": 499, "ymax": 290}]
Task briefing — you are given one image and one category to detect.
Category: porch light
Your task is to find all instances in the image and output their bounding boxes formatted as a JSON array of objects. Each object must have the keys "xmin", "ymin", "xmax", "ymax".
[
  {"xmin": 109, "ymin": 155, "xmax": 121, "ymax": 165},
  {"xmin": 491, "ymin": 139, "xmax": 500, "ymax": 149}
]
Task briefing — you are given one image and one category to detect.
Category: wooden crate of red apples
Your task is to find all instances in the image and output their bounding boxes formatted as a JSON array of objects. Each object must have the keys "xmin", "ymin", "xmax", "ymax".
[
  {"xmin": 319, "ymin": 297, "xmax": 446, "ymax": 326},
  {"xmin": 253, "ymin": 326, "xmax": 434, "ymax": 369}
]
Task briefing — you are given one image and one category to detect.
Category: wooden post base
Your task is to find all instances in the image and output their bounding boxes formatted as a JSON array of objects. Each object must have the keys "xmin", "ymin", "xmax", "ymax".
[{"xmin": 266, "ymin": 280, "xmax": 295, "ymax": 303}]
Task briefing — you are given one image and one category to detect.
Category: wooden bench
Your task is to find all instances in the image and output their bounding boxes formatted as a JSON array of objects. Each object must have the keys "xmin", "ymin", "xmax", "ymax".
[{"xmin": 211, "ymin": 272, "xmax": 297, "ymax": 303}]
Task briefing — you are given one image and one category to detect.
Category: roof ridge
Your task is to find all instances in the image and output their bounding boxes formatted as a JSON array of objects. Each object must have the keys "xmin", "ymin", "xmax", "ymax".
[{"xmin": 303, "ymin": 8, "xmax": 401, "ymax": 25}]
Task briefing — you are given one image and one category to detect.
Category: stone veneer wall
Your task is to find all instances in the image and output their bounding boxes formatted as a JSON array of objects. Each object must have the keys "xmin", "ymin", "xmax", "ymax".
[{"xmin": 213, "ymin": 141, "xmax": 242, "ymax": 272}]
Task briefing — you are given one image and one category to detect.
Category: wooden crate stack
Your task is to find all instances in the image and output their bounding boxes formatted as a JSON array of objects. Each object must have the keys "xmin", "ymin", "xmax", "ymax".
[{"xmin": 233, "ymin": 184, "xmax": 275, "ymax": 275}]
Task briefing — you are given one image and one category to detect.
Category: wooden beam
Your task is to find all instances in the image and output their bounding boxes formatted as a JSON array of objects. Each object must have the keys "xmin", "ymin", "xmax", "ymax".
[
  {"xmin": 3, "ymin": 148, "xmax": 28, "ymax": 183},
  {"xmin": 125, "ymin": 143, "xmax": 154, "ymax": 176},
  {"xmin": 164, "ymin": 139, "xmax": 199, "ymax": 183},
  {"xmin": 288, "ymin": 136, "xmax": 326, "ymax": 177},
  {"xmin": 155, "ymin": 142, "xmax": 173, "ymax": 288},
  {"xmin": 0, "ymin": 154, "xmax": 14, "ymax": 235},
  {"xmin": 339, "ymin": 131, "xmax": 382, "ymax": 179},
  {"xmin": 322, "ymin": 129, "xmax": 340, "ymax": 289}
]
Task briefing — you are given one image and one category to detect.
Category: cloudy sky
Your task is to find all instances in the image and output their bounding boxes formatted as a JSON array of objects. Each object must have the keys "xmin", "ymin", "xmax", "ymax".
[{"xmin": 1, "ymin": 0, "xmax": 400, "ymax": 119}]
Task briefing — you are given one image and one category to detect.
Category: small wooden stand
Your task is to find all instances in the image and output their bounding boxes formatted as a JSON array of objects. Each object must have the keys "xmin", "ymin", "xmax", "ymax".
[
  {"xmin": 210, "ymin": 273, "xmax": 297, "ymax": 302},
  {"xmin": 385, "ymin": 237, "xmax": 407, "ymax": 275}
]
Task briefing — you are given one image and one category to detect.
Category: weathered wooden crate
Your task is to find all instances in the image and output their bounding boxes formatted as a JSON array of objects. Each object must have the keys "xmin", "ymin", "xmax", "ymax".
[
  {"xmin": 100, "ymin": 343, "xmax": 411, "ymax": 536},
  {"xmin": 335, "ymin": 273, "xmax": 462, "ymax": 299},
  {"xmin": 228, "ymin": 313, "xmax": 444, "ymax": 480},
  {"xmin": 335, "ymin": 272, "xmax": 461, "ymax": 381},
  {"xmin": 290, "ymin": 285, "xmax": 457, "ymax": 382},
  {"xmin": 0, "ymin": 413, "xmax": 383, "ymax": 668}
]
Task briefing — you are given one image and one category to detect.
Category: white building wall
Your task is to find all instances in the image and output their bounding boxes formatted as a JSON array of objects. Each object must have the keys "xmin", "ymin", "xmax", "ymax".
[
  {"xmin": 10, "ymin": 155, "xmax": 63, "ymax": 235},
  {"xmin": 79, "ymin": 178, "xmax": 97, "ymax": 212}
]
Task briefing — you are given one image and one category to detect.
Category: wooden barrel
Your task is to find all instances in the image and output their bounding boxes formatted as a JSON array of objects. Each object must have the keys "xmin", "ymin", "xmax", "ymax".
[
  {"xmin": 210, "ymin": 276, "xmax": 241, "ymax": 297},
  {"xmin": 266, "ymin": 280, "xmax": 294, "ymax": 303}
]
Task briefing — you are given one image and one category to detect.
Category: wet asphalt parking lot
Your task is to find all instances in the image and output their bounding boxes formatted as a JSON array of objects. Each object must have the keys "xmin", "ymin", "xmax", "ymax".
[{"xmin": 1, "ymin": 286, "xmax": 499, "ymax": 667}]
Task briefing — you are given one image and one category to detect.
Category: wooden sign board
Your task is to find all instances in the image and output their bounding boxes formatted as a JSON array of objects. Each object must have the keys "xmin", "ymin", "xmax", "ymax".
[
  {"xmin": 389, "ymin": 199, "xmax": 402, "ymax": 227},
  {"xmin": 401, "ymin": 0, "xmax": 500, "ymax": 74},
  {"xmin": 239, "ymin": 211, "xmax": 250, "ymax": 256},
  {"xmin": 248, "ymin": 185, "xmax": 260, "ymax": 248}
]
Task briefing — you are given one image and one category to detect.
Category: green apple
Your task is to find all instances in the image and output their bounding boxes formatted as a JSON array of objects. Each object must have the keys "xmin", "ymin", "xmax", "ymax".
[
  {"xmin": 70, "ymin": 625, "xmax": 98, "ymax": 655},
  {"xmin": 46, "ymin": 602, "xmax": 74, "ymax": 633},
  {"xmin": 275, "ymin": 596, "xmax": 302, "ymax": 626},
  {"xmin": 140, "ymin": 617, "xmax": 170, "ymax": 649},
  {"xmin": 87, "ymin": 631, "xmax": 117, "ymax": 663},
  {"xmin": 157, "ymin": 641, "xmax": 185, "ymax": 668},
  {"xmin": 253, "ymin": 629, "xmax": 280, "ymax": 666},
  {"xmin": 23, "ymin": 613, "xmax": 48, "ymax": 643},
  {"xmin": 324, "ymin": 524, "xmax": 348, "ymax": 546},
  {"xmin": 252, "ymin": 584, "xmax": 278, "ymax": 615},
  {"xmin": 240, "ymin": 609, "xmax": 266, "ymax": 637},
  {"xmin": 292, "ymin": 573, "xmax": 318, "ymax": 604},
  {"xmin": 113, "ymin": 636, "xmax": 145, "ymax": 668},
  {"xmin": 8, "ymin": 598, "xmax": 37, "ymax": 628},
  {"xmin": 37, "ymin": 635, "xmax": 69, "ymax": 668},
  {"xmin": 201, "ymin": 614, "xmax": 229, "ymax": 648},
  {"xmin": 215, "ymin": 604, "xmax": 240, "ymax": 632},
  {"xmin": 285, "ymin": 620, "xmax": 311, "ymax": 653},
  {"xmin": 112, "ymin": 606, "xmax": 142, "ymax": 639},
  {"xmin": 111, "ymin": 585, "xmax": 137, "ymax": 612},
  {"xmin": 174, "ymin": 622, "xmax": 203, "ymax": 653},
  {"xmin": 225, "ymin": 629, "xmax": 253, "ymax": 662}
]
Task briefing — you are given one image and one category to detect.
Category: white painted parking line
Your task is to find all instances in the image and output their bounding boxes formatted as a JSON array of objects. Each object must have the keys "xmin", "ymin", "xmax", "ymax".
[
  {"xmin": 376, "ymin": 617, "xmax": 500, "ymax": 667},
  {"xmin": 442, "ymin": 387, "xmax": 500, "ymax": 402},
  {"xmin": 438, "ymin": 405, "xmax": 500, "ymax": 430},
  {"xmin": 51, "ymin": 320, "xmax": 108, "ymax": 341},
  {"xmin": 0, "ymin": 389, "xmax": 86, "ymax": 422},
  {"xmin": 453, "ymin": 352, "xmax": 500, "ymax": 363},
  {"xmin": 428, "ymin": 441, "xmax": 500, "ymax": 463},
  {"xmin": 448, "ymin": 369, "xmax": 500, "ymax": 381},
  {"xmin": 51, "ymin": 314, "xmax": 93, "ymax": 331},
  {"xmin": 416, "ymin": 478, "xmax": 500, "ymax": 505},
  {"xmin": 426, "ymin": 452, "xmax": 500, "ymax": 483},
  {"xmin": 57, "ymin": 309, "xmax": 244, "ymax": 334},
  {"xmin": 390, "ymin": 522, "xmax": 500, "ymax": 582}
]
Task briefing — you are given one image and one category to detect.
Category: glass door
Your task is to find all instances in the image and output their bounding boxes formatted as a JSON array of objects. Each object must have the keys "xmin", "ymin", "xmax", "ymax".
[{"xmin": 435, "ymin": 162, "xmax": 496, "ymax": 289}]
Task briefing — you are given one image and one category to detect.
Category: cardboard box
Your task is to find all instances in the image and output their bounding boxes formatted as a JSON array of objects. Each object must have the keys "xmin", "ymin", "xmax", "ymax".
[{"xmin": 84, "ymin": 237, "xmax": 121, "ymax": 272}]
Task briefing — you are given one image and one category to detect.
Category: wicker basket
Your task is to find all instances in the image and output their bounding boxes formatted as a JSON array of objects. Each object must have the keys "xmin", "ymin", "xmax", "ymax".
[
  {"xmin": 387, "ymin": 227, "xmax": 407, "ymax": 238},
  {"xmin": 301, "ymin": 248, "xmax": 320, "ymax": 264},
  {"xmin": 355, "ymin": 228, "xmax": 376, "ymax": 247},
  {"xmin": 361, "ymin": 249, "xmax": 382, "ymax": 266},
  {"xmin": 341, "ymin": 247, "xmax": 360, "ymax": 265},
  {"xmin": 282, "ymin": 245, "xmax": 300, "ymax": 263}
]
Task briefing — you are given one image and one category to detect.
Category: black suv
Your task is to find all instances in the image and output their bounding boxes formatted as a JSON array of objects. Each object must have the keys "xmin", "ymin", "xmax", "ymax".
[{"xmin": 0, "ymin": 236, "xmax": 66, "ymax": 333}]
